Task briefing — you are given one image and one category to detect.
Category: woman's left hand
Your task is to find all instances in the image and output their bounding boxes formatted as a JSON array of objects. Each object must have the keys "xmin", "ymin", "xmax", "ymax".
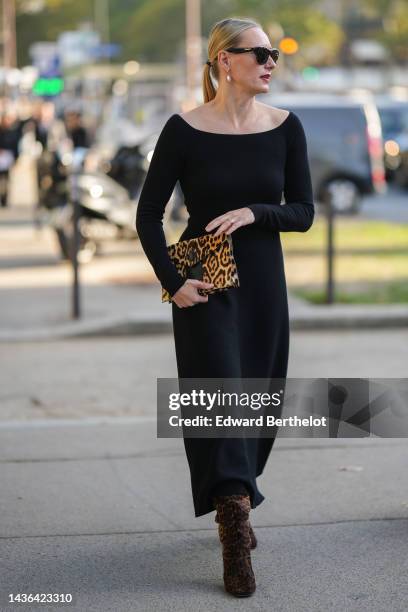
[{"xmin": 205, "ymin": 207, "xmax": 255, "ymax": 236}]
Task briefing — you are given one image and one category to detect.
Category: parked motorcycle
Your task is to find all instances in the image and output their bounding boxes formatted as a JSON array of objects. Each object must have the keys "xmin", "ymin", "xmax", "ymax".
[
  {"xmin": 39, "ymin": 126, "xmax": 185, "ymax": 262},
  {"xmin": 36, "ymin": 142, "xmax": 101, "ymax": 262},
  {"xmin": 38, "ymin": 142, "xmax": 142, "ymax": 262}
]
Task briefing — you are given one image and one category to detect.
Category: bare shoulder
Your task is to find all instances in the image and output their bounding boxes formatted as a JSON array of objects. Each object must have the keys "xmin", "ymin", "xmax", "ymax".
[
  {"xmin": 178, "ymin": 105, "xmax": 209, "ymax": 126},
  {"xmin": 256, "ymin": 102, "xmax": 291, "ymax": 127}
]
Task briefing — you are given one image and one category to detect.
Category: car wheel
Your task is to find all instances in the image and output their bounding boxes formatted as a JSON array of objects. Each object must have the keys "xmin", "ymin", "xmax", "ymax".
[{"xmin": 322, "ymin": 179, "xmax": 362, "ymax": 215}]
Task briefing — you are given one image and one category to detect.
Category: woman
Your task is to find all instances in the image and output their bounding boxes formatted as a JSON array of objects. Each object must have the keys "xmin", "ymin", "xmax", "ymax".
[{"xmin": 136, "ymin": 16, "xmax": 315, "ymax": 598}]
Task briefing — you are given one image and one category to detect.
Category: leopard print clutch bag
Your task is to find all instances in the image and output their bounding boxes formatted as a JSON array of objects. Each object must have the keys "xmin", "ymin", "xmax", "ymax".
[{"xmin": 161, "ymin": 232, "xmax": 240, "ymax": 303}]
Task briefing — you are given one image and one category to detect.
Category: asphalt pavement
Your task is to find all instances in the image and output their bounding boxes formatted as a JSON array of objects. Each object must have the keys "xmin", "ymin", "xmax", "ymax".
[
  {"xmin": 0, "ymin": 421, "xmax": 407, "ymax": 612},
  {"xmin": 0, "ymin": 331, "xmax": 407, "ymax": 611},
  {"xmin": 1, "ymin": 203, "xmax": 408, "ymax": 341},
  {"xmin": 1, "ymin": 190, "xmax": 407, "ymax": 610}
]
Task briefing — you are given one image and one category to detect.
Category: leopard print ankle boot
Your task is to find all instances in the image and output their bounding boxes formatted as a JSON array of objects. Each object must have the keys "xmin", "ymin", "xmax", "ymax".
[
  {"xmin": 215, "ymin": 511, "xmax": 257, "ymax": 549},
  {"xmin": 213, "ymin": 494, "xmax": 256, "ymax": 597}
]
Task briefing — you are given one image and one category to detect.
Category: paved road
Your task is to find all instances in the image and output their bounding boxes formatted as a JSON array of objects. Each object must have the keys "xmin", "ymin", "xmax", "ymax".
[
  {"xmin": 0, "ymin": 420, "xmax": 407, "ymax": 612},
  {"xmin": 1, "ymin": 328, "xmax": 407, "ymax": 421},
  {"xmin": 1, "ymin": 168, "xmax": 407, "ymax": 611},
  {"xmin": 360, "ymin": 184, "xmax": 408, "ymax": 223}
]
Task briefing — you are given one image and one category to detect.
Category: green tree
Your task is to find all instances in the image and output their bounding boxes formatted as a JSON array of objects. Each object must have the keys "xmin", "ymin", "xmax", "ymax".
[{"xmin": 13, "ymin": 0, "xmax": 348, "ymax": 67}]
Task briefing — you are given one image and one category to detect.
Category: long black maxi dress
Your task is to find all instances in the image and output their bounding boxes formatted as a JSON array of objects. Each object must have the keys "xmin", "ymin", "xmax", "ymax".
[{"xmin": 135, "ymin": 109, "xmax": 315, "ymax": 517}]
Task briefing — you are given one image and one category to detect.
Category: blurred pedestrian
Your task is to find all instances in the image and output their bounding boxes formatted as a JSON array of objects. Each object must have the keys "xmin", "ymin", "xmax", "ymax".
[
  {"xmin": 0, "ymin": 107, "xmax": 20, "ymax": 207},
  {"xmin": 64, "ymin": 110, "xmax": 90, "ymax": 149}
]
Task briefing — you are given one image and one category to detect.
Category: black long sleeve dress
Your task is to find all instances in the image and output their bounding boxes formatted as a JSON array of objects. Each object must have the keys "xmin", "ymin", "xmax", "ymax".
[{"xmin": 135, "ymin": 109, "xmax": 315, "ymax": 517}]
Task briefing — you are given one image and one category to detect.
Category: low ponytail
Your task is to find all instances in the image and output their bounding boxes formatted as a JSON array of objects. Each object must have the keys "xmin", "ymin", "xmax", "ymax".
[{"xmin": 203, "ymin": 62, "xmax": 217, "ymax": 103}]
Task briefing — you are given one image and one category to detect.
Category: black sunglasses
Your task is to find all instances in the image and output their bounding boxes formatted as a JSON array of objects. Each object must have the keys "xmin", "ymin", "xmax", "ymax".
[{"xmin": 225, "ymin": 46, "xmax": 280, "ymax": 65}]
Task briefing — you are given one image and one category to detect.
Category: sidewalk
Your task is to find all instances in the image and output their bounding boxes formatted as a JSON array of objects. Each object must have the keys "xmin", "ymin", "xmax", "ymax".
[
  {"xmin": 1, "ymin": 275, "xmax": 408, "ymax": 341},
  {"xmin": 2, "ymin": 187, "xmax": 407, "ymax": 611},
  {"xmin": 0, "ymin": 419, "xmax": 407, "ymax": 611},
  {"xmin": 1, "ymin": 205, "xmax": 408, "ymax": 341},
  {"xmin": 1, "ymin": 247, "xmax": 408, "ymax": 342}
]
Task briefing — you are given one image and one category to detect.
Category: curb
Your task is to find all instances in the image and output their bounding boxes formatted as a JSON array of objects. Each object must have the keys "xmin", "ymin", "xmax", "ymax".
[
  {"xmin": 1, "ymin": 308, "xmax": 407, "ymax": 341},
  {"xmin": 0, "ymin": 315, "xmax": 173, "ymax": 342},
  {"xmin": 290, "ymin": 312, "xmax": 408, "ymax": 330}
]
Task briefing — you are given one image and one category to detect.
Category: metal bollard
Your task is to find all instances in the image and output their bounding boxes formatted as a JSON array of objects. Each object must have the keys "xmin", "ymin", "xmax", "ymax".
[
  {"xmin": 325, "ymin": 190, "xmax": 335, "ymax": 304},
  {"xmin": 68, "ymin": 148, "xmax": 87, "ymax": 319}
]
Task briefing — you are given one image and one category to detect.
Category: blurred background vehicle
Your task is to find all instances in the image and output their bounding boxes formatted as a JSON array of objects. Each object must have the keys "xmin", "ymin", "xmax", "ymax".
[
  {"xmin": 35, "ymin": 108, "xmax": 153, "ymax": 262},
  {"xmin": 375, "ymin": 94, "xmax": 408, "ymax": 188},
  {"xmin": 53, "ymin": 125, "xmax": 185, "ymax": 261},
  {"xmin": 84, "ymin": 125, "xmax": 187, "ymax": 247},
  {"xmin": 259, "ymin": 92, "xmax": 386, "ymax": 215},
  {"xmin": 48, "ymin": 144, "xmax": 142, "ymax": 263}
]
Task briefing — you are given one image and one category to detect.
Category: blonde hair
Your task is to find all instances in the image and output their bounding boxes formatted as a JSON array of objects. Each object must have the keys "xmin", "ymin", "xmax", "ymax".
[{"xmin": 203, "ymin": 17, "xmax": 262, "ymax": 103}]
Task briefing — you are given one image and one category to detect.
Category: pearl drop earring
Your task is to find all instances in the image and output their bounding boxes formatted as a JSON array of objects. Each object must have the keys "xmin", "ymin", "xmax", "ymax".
[{"xmin": 226, "ymin": 73, "xmax": 231, "ymax": 82}]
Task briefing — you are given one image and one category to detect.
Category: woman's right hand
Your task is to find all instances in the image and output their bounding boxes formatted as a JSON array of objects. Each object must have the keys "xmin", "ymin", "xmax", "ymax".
[{"xmin": 171, "ymin": 279, "xmax": 214, "ymax": 308}]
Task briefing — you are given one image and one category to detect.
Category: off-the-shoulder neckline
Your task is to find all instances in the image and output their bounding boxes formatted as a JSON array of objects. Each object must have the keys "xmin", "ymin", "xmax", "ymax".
[{"xmin": 172, "ymin": 110, "xmax": 292, "ymax": 136}]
